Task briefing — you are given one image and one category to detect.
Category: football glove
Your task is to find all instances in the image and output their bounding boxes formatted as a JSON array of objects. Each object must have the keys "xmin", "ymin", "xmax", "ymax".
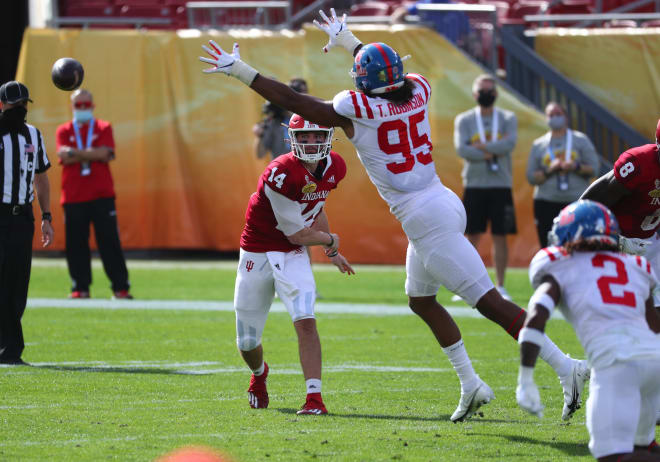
[
  {"xmin": 516, "ymin": 367, "xmax": 544, "ymax": 418},
  {"xmin": 619, "ymin": 235, "xmax": 652, "ymax": 256},
  {"xmin": 199, "ymin": 41, "xmax": 258, "ymax": 85},
  {"xmin": 313, "ymin": 8, "xmax": 362, "ymax": 54}
]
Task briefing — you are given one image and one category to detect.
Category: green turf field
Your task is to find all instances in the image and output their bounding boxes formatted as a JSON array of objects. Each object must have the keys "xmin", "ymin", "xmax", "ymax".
[{"xmin": 1, "ymin": 260, "xmax": 592, "ymax": 461}]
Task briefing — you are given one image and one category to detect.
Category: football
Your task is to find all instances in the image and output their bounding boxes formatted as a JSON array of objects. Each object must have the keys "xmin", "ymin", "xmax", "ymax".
[{"xmin": 51, "ymin": 57, "xmax": 84, "ymax": 91}]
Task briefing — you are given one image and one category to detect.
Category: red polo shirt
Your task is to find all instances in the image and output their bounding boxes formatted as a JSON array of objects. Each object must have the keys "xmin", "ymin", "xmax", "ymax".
[{"xmin": 56, "ymin": 119, "xmax": 116, "ymax": 205}]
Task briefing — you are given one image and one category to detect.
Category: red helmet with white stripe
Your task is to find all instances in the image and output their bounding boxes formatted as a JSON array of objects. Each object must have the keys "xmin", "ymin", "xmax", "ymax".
[{"xmin": 288, "ymin": 114, "xmax": 334, "ymax": 162}]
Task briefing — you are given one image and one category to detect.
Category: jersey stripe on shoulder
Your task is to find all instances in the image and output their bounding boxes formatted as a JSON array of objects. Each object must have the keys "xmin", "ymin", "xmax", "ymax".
[
  {"xmin": 541, "ymin": 246, "xmax": 567, "ymax": 261},
  {"xmin": 349, "ymin": 91, "xmax": 362, "ymax": 118},
  {"xmin": 359, "ymin": 93, "xmax": 375, "ymax": 119},
  {"xmin": 407, "ymin": 73, "xmax": 431, "ymax": 103},
  {"xmin": 636, "ymin": 255, "xmax": 652, "ymax": 274}
]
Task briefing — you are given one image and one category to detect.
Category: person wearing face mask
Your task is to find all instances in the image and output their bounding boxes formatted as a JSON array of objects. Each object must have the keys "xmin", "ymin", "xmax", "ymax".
[
  {"xmin": 526, "ymin": 102, "xmax": 598, "ymax": 248},
  {"xmin": 55, "ymin": 88, "xmax": 132, "ymax": 300},
  {"xmin": 0, "ymin": 81, "xmax": 54, "ymax": 365},
  {"xmin": 454, "ymin": 74, "xmax": 518, "ymax": 301}
]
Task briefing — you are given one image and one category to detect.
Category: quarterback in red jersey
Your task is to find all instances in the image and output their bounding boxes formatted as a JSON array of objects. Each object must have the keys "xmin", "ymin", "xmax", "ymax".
[{"xmin": 234, "ymin": 114, "xmax": 353, "ymax": 416}]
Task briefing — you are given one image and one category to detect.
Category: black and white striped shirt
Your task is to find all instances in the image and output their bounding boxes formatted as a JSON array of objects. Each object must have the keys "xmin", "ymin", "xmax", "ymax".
[{"xmin": 0, "ymin": 123, "xmax": 50, "ymax": 205}]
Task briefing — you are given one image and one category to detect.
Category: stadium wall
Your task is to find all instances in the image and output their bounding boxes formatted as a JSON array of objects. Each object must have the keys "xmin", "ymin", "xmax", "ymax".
[{"xmin": 18, "ymin": 26, "xmax": 559, "ymax": 266}]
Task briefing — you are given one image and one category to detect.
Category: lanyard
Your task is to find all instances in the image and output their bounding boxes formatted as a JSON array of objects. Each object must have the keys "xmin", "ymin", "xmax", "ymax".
[
  {"xmin": 546, "ymin": 129, "xmax": 572, "ymax": 162},
  {"xmin": 475, "ymin": 107, "xmax": 498, "ymax": 144},
  {"xmin": 72, "ymin": 118, "xmax": 95, "ymax": 151}
]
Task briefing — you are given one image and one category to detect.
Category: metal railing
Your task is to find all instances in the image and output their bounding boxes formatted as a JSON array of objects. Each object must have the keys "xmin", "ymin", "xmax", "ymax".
[
  {"xmin": 47, "ymin": 16, "xmax": 172, "ymax": 29},
  {"xmin": 500, "ymin": 26, "xmax": 649, "ymax": 163},
  {"xmin": 186, "ymin": 1, "xmax": 290, "ymax": 28},
  {"xmin": 524, "ymin": 12, "xmax": 660, "ymax": 27}
]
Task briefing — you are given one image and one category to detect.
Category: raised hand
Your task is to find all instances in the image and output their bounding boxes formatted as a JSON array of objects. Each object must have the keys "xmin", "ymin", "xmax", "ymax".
[
  {"xmin": 199, "ymin": 40, "xmax": 240, "ymax": 75},
  {"xmin": 313, "ymin": 8, "xmax": 361, "ymax": 54}
]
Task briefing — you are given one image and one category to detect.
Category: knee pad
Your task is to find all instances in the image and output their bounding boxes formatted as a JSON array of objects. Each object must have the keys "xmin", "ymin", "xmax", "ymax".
[{"xmin": 235, "ymin": 313, "xmax": 266, "ymax": 352}]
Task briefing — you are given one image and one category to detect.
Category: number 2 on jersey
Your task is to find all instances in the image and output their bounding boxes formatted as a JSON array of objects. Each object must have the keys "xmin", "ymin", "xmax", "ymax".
[
  {"xmin": 377, "ymin": 110, "xmax": 433, "ymax": 174},
  {"xmin": 591, "ymin": 254, "xmax": 636, "ymax": 307}
]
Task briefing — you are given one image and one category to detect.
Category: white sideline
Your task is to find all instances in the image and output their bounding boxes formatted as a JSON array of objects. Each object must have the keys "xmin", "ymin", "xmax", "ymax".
[{"xmin": 26, "ymin": 298, "xmax": 565, "ymax": 319}]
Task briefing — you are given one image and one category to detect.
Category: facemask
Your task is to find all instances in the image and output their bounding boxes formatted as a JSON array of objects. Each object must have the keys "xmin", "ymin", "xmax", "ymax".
[
  {"xmin": 73, "ymin": 109, "xmax": 93, "ymax": 123},
  {"xmin": 0, "ymin": 106, "xmax": 27, "ymax": 128},
  {"xmin": 548, "ymin": 115, "xmax": 566, "ymax": 130},
  {"xmin": 477, "ymin": 90, "xmax": 496, "ymax": 107}
]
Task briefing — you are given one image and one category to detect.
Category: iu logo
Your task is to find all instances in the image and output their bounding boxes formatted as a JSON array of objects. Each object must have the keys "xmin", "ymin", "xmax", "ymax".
[{"xmin": 245, "ymin": 260, "xmax": 254, "ymax": 272}]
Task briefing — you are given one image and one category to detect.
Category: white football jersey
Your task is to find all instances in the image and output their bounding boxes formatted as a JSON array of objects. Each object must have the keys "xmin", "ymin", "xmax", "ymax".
[
  {"xmin": 333, "ymin": 74, "xmax": 445, "ymax": 219},
  {"xmin": 529, "ymin": 246, "xmax": 660, "ymax": 368}
]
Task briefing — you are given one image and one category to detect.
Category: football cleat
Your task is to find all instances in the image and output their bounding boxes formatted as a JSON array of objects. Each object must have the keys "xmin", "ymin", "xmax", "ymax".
[
  {"xmin": 247, "ymin": 362, "xmax": 269, "ymax": 409},
  {"xmin": 112, "ymin": 290, "xmax": 133, "ymax": 300},
  {"xmin": 450, "ymin": 376, "xmax": 494, "ymax": 423},
  {"xmin": 69, "ymin": 290, "xmax": 90, "ymax": 299},
  {"xmin": 296, "ymin": 393, "xmax": 328, "ymax": 415},
  {"xmin": 559, "ymin": 358, "xmax": 590, "ymax": 421}
]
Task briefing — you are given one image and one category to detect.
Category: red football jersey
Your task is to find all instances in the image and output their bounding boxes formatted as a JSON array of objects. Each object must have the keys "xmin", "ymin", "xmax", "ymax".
[
  {"xmin": 56, "ymin": 119, "xmax": 116, "ymax": 205},
  {"xmin": 612, "ymin": 144, "xmax": 660, "ymax": 238},
  {"xmin": 240, "ymin": 151, "xmax": 347, "ymax": 252}
]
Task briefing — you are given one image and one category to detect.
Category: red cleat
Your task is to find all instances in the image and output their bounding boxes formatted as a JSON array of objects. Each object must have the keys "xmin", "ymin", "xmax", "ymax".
[
  {"xmin": 69, "ymin": 290, "xmax": 90, "ymax": 299},
  {"xmin": 247, "ymin": 362, "xmax": 269, "ymax": 409},
  {"xmin": 296, "ymin": 393, "xmax": 328, "ymax": 415},
  {"xmin": 112, "ymin": 290, "xmax": 133, "ymax": 300}
]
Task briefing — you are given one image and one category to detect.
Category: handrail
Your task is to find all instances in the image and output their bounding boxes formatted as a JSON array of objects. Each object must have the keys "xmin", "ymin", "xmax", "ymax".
[
  {"xmin": 48, "ymin": 16, "xmax": 172, "ymax": 29},
  {"xmin": 500, "ymin": 26, "xmax": 649, "ymax": 162},
  {"xmin": 285, "ymin": 0, "xmax": 326, "ymax": 29},
  {"xmin": 186, "ymin": 0, "xmax": 290, "ymax": 28},
  {"xmin": 524, "ymin": 12, "xmax": 660, "ymax": 23},
  {"xmin": 416, "ymin": 3, "xmax": 496, "ymax": 12}
]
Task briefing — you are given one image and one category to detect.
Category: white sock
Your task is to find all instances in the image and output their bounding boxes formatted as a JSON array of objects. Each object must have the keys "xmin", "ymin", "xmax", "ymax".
[
  {"xmin": 442, "ymin": 339, "xmax": 478, "ymax": 392},
  {"xmin": 306, "ymin": 378, "xmax": 322, "ymax": 394},
  {"xmin": 539, "ymin": 334, "xmax": 573, "ymax": 377},
  {"xmin": 252, "ymin": 362, "xmax": 265, "ymax": 376}
]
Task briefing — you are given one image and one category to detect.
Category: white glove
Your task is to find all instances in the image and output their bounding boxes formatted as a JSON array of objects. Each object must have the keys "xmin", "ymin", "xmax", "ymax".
[
  {"xmin": 516, "ymin": 367, "xmax": 544, "ymax": 418},
  {"xmin": 313, "ymin": 8, "xmax": 362, "ymax": 54},
  {"xmin": 619, "ymin": 235, "xmax": 652, "ymax": 256},
  {"xmin": 199, "ymin": 40, "xmax": 258, "ymax": 85}
]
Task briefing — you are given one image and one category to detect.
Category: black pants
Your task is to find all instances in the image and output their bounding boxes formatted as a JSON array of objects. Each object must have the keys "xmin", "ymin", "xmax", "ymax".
[
  {"xmin": 0, "ymin": 209, "xmax": 34, "ymax": 362},
  {"xmin": 63, "ymin": 198, "xmax": 129, "ymax": 293},
  {"xmin": 533, "ymin": 198, "xmax": 571, "ymax": 249}
]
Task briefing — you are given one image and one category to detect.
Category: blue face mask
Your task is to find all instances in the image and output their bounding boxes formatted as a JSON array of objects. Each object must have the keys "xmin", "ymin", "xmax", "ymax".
[
  {"xmin": 73, "ymin": 109, "xmax": 93, "ymax": 123},
  {"xmin": 548, "ymin": 115, "xmax": 566, "ymax": 130}
]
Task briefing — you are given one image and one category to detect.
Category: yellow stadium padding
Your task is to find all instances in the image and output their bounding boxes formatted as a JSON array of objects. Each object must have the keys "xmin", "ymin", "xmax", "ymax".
[{"xmin": 18, "ymin": 25, "xmax": 553, "ymax": 266}]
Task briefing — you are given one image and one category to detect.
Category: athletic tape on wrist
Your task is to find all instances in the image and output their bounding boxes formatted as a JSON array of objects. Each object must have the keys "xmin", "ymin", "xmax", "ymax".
[
  {"xmin": 230, "ymin": 60, "xmax": 258, "ymax": 86},
  {"xmin": 528, "ymin": 292, "xmax": 556, "ymax": 316},
  {"xmin": 518, "ymin": 327, "xmax": 545, "ymax": 347}
]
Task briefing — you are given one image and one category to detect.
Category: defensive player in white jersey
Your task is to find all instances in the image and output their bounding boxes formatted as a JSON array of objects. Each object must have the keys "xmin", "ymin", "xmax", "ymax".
[
  {"xmin": 235, "ymin": 114, "xmax": 354, "ymax": 415},
  {"xmin": 517, "ymin": 200, "xmax": 660, "ymax": 461},
  {"xmin": 199, "ymin": 9, "xmax": 588, "ymax": 422}
]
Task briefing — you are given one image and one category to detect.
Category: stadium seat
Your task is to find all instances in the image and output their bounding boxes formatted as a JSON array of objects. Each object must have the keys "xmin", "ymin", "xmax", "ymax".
[
  {"xmin": 507, "ymin": 2, "xmax": 548, "ymax": 19},
  {"xmin": 603, "ymin": 19, "xmax": 638, "ymax": 27},
  {"xmin": 349, "ymin": 1, "xmax": 392, "ymax": 16},
  {"xmin": 547, "ymin": 0, "xmax": 593, "ymax": 15},
  {"xmin": 641, "ymin": 19, "xmax": 660, "ymax": 27},
  {"xmin": 64, "ymin": 4, "xmax": 116, "ymax": 17}
]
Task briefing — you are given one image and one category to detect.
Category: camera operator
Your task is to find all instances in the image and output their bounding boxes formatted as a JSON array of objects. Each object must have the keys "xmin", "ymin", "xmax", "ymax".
[{"xmin": 253, "ymin": 78, "xmax": 308, "ymax": 160}]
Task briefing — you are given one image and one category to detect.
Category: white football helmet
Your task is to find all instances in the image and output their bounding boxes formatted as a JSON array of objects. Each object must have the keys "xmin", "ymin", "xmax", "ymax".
[{"xmin": 288, "ymin": 113, "xmax": 333, "ymax": 162}]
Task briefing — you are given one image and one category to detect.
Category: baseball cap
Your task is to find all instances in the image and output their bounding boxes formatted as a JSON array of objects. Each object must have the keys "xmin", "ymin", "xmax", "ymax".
[{"xmin": 0, "ymin": 81, "xmax": 33, "ymax": 105}]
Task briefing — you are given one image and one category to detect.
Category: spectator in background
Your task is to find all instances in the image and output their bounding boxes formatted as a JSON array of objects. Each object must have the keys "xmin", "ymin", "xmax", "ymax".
[
  {"xmin": 526, "ymin": 102, "xmax": 599, "ymax": 248},
  {"xmin": 391, "ymin": 0, "xmax": 470, "ymax": 45},
  {"xmin": 253, "ymin": 78, "xmax": 308, "ymax": 160},
  {"xmin": 454, "ymin": 74, "xmax": 518, "ymax": 301},
  {"xmin": 55, "ymin": 89, "xmax": 132, "ymax": 300}
]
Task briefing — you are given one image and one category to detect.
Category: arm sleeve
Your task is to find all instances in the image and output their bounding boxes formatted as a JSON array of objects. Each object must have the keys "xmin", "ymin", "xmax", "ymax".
[
  {"xmin": 454, "ymin": 114, "xmax": 486, "ymax": 161},
  {"xmin": 35, "ymin": 129, "xmax": 51, "ymax": 173},
  {"xmin": 485, "ymin": 111, "xmax": 517, "ymax": 156},
  {"xmin": 613, "ymin": 150, "xmax": 643, "ymax": 190},
  {"xmin": 264, "ymin": 184, "xmax": 305, "ymax": 236},
  {"xmin": 97, "ymin": 123, "xmax": 115, "ymax": 149}
]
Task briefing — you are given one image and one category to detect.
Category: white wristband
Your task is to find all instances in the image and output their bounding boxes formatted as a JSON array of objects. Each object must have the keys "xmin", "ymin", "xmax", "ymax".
[
  {"xmin": 518, "ymin": 327, "xmax": 545, "ymax": 347},
  {"xmin": 518, "ymin": 365, "xmax": 535, "ymax": 384},
  {"xmin": 230, "ymin": 60, "xmax": 259, "ymax": 86},
  {"xmin": 528, "ymin": 292, "xmax": 556, "ymax": 316},
  {"xmin": 336, "ymin": 30, "xmax": 362, "ymax": 54}
]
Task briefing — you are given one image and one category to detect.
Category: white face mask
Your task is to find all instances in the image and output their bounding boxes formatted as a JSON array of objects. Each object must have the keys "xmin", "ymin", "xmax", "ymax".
[{"xmin": 73, "ymin": 109, "xmax": 93, "ymax": 123}]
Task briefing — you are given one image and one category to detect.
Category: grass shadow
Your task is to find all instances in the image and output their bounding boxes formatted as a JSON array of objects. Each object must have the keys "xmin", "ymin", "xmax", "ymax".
[
  {"xmin": 474, "ymin": 432, "xmax": 591, "ymax": 457},
  {"xmin": 276, "ymin": 407, "xmax": 452, "ymax": 422},
  {"xmin": 32, "ymin": 364, "xmax": 194, "ymax": 375}
]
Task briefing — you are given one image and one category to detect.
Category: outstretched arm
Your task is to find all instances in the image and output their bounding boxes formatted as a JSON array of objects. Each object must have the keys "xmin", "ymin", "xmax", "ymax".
[
  {"xmin": 580, "ymin": 170, "xmax": 630, "ymax": 210},
  {"xmin": 516, "ymin": 276, "xmax": 561, "ymax": 418}
]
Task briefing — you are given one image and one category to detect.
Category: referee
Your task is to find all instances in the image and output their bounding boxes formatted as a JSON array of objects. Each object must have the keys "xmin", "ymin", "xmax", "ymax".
[{"xmin": 0, "ymin": 81, "xmax": 54, "ymax": 366}]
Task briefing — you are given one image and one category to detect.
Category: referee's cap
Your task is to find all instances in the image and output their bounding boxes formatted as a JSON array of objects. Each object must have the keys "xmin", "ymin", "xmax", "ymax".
[{"xmin": 0, "ymin": 81, "xmax": 33, "ymax": 105}]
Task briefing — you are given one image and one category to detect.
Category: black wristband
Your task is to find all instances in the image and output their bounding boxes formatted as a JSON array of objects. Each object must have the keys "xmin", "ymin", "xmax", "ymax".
[
  {"xmin": 326, "ymin": 232, "xmax": 334, "ymax": 248},
  {"xmin": 42, "ymin": 212, "xmax": 52, "ymax": 222}
]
